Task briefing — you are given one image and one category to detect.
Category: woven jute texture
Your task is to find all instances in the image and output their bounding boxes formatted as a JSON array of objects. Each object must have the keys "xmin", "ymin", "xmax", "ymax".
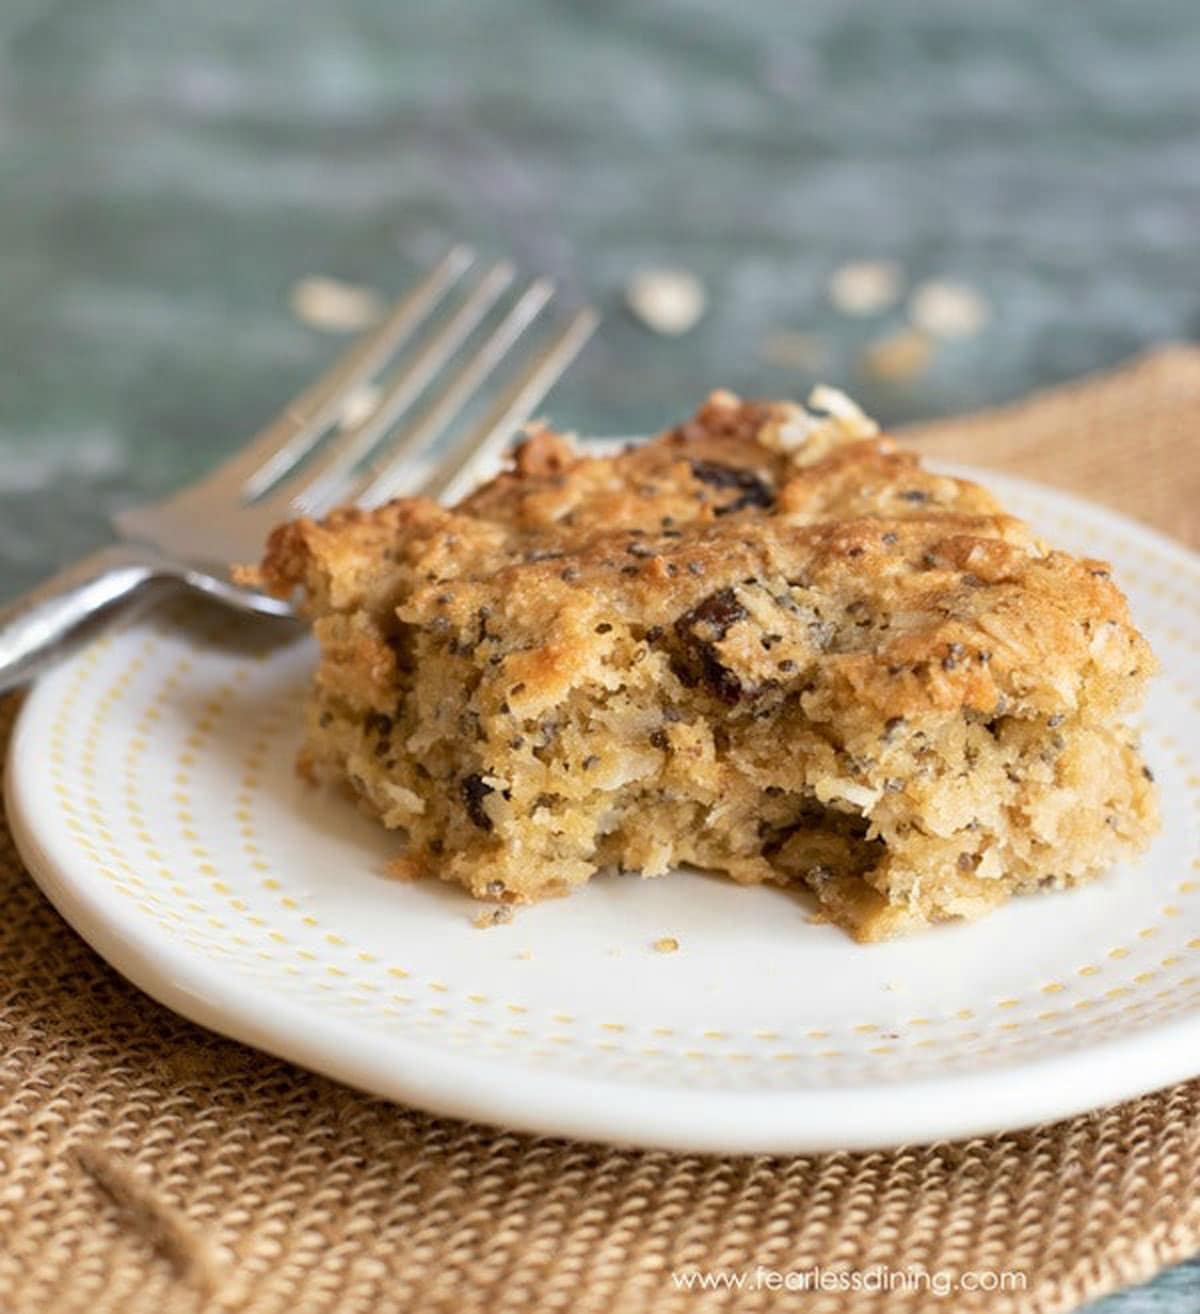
[
  {"xmin": 2, "ymin": 346, "xmax": 1199, "ymax": 1314},
  {"xmin": 904, "ymin": 342, "xmax": 1200, "ymax": 551}
]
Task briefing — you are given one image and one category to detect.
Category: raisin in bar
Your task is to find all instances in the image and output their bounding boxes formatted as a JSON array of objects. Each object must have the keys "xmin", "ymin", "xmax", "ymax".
[{"xmin": 246, "ymin": 387, "xmax": 1158, "ymax": 941}]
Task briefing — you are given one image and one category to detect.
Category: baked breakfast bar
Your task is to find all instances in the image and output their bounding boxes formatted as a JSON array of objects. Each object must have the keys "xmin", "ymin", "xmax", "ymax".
[{"xmin": 248, "ymin": 388, "xmax": 1158, "ymax": 940}]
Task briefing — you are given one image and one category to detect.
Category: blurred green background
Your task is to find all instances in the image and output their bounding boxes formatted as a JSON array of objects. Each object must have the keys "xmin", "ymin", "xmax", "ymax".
[
  {"xmin": 1, "ymin": 2, "xmax": 1197, "ymax": 1305},
  {"xmin": 3, "ymin": 1, "xmax": 1199, "ymax": 601}
]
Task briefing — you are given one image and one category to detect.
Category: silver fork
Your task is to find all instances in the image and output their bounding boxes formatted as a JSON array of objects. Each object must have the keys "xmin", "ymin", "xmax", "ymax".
[{"xmin": 0, "ymin": 247, "xmax": 597, "ymax": 693}]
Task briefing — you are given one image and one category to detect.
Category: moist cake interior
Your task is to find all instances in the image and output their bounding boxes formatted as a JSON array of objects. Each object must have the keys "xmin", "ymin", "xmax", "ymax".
[{"xmin": 248, "ymin": 387, "xmax": 1158, "ymax": 941}]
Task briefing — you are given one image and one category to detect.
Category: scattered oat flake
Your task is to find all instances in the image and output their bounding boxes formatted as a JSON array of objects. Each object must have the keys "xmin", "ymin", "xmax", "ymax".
[
  {"xmin": 337, "ymin": 383, "xmax": 383, "ymax": 429},
  {"xmin": 516, "ymin": 948, "xmax": 533, "ymax": 961},
  {"xmin": 828, "ymin": 260, "xmax": 903, "ymax": 316},
  {"xmin": 624, "ymin": 268, "xmax": 707, "ymax": 336},
  {"xmin": 808, "ymin": 384, "xmax": 878, "ymax": 433},
  {"xmin": 759, "ymin": 331, "xmax": 829, "ymax": 371},
  {"xmin": 860, "ymin": 327, "xmax": 933, "ymax": 382},
  {"xmin": 290, "ymin": 276, "xmax": 385, "ymax": 333},
  {"xmin": 908, "ymin": 280, "xmax": 990, "ymax": 339},
  {"xmin": 653, "ymin": 936, "xmax": 680, "ymax": 954}
]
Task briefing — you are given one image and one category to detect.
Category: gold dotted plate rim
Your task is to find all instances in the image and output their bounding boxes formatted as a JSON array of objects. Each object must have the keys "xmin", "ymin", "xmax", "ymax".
[{"xmin": 7, "ymin": 465, "xmax": 1200, "ymax": 1152}]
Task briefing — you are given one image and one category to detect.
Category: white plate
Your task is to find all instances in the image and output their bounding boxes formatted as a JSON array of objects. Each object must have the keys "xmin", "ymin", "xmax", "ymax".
[{"xmin": 7, "ymin": 467, "xmax": 1200, "ymax": 1153}]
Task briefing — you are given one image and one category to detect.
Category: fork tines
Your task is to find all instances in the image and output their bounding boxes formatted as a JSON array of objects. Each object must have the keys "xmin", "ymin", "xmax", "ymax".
[{"xmin": 238, "ymin": 247, "xmax": 597, "ymax": 520}]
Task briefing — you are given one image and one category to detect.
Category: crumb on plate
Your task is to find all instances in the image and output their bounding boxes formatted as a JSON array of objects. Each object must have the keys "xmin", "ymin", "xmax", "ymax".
[{"xmin": 472, "ymin": 906, "xmax": 514, "ymax": 928}]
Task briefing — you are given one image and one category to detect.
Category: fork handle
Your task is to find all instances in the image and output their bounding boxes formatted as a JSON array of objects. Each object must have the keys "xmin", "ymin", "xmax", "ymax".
[{"xmin": 0, "ymin": 544, "xmax": 167, "ymax": 694}]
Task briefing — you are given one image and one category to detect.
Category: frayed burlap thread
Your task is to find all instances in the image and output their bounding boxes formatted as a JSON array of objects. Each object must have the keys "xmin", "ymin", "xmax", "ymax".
[{"xmin": 2, "ymin": 347, "xmax": 1200, "ymax": 1314}]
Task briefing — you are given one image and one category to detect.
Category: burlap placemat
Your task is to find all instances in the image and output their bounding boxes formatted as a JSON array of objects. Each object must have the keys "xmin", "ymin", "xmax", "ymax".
[
  {"xmin": 2, "ymin": 347, "xmax": 1198, "ymax": 1314},
  {"xmin": 903, "ymin": 343, "xmax": 1200, "ymax": 550}
]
